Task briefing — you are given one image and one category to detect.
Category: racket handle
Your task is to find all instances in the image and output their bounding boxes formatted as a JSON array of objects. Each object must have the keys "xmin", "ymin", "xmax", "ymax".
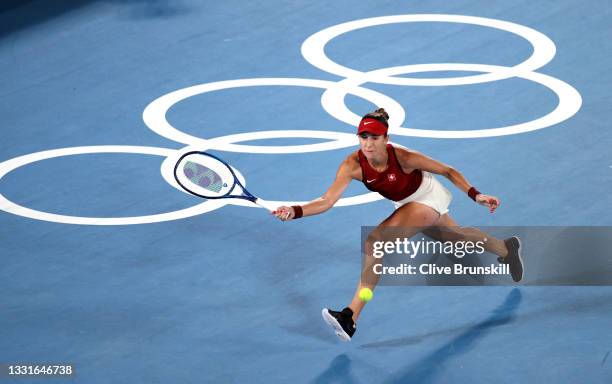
[{"xmin": 254, "ymin": 198, "xmax": 277, "ymax": 212}]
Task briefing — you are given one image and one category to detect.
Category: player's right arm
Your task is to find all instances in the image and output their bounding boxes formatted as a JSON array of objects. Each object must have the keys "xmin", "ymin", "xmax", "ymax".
[{"xmin": 273, "ymin": 153, "xmax": 360, "ymax": 221}]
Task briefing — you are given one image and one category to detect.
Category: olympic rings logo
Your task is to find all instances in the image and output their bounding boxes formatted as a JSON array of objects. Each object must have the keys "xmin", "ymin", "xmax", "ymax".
[{"xmin": 0, "ymin": 15, "xmax": 581, "ymax": 225}]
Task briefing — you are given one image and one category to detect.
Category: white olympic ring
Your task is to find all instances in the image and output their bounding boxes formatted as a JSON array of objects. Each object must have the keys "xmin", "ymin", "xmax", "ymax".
[
  {"xmin": 143, "ymin": 77, "xmax": 404, "ymax": 153},
  {"xmin": 0, "ymin": 146, "xmax": 227, "ymax": 225},
  {"xmin": 158, "ymin": 143, "xmax": 403, "ymax": 206},
  {"xmin": 0, "ymin": 143, "xmax": 389, "ymax": 225},
  {"xmin": 0, "ymin": 14, "xmax": 582, "ymax": 225},
  {"xmin": 301, "ymin": 14, "xmax": 556, "ymax": 86},
  {"xmin": 322, "ymin": 63, "xmax": 582, "ymax": 138}
]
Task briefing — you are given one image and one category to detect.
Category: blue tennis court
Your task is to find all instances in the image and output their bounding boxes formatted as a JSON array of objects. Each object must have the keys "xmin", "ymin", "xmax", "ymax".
[{"xmin": 1, "ymin": 1, "xmax": 611, "ymax": 383}]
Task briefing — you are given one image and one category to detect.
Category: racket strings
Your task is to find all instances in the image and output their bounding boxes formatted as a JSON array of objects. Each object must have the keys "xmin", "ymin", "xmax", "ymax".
[{"xmin": 184, "ymin": 161, "xmax": 225, "ymax": 193}]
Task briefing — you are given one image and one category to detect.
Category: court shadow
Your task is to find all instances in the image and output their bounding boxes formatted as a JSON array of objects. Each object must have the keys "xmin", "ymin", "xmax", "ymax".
[
  {"xmin": 0, "ymin": 0, "xmax": 95, "ymax": 39},
  {"xmin": 359, "ymin": 289, "xmax": 521, "ymax": 383},
  {"xmin": 0, "ymin": 0, "xmax": 39, "ymax": 13},
  {"xmin": 311, "ymin": 354, "xmax": 360, "ymax": 384},
  {"xmin": 100, "ymin": 0, "xmax": 191, "ymax": 20},
  {"xmin": 0, "ymin": 0, "xmax": 191, "ymax": 40}
]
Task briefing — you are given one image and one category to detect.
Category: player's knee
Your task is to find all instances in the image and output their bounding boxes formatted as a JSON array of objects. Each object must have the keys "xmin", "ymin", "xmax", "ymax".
[
  {"xmin": 365, "ymin": 230, "xmax": 388, "ymax": 259},
  {"xmin": 434, "ymin": 226, "xmax": 468, "ymax": 242},
  {"xmin": 366, "ymin": 228, "xmax": 386, "ymax": 245}
]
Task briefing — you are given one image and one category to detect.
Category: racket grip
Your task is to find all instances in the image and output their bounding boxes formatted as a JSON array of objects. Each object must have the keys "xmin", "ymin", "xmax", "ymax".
[{"xmin": 254, "ymin": 198, "xmax": 277, "ymax": 212}]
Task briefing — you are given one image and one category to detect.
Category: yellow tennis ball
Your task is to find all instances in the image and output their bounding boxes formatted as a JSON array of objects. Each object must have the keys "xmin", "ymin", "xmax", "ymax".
[{"xmin": 359, "ymin": 287, "xmax": 373, "ymax": 302}]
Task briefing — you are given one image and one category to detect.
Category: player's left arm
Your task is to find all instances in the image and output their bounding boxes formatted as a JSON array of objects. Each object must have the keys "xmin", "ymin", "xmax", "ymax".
[{"xmin": 395, "ymin": 148, "xmax": 500, "ymax": 212}]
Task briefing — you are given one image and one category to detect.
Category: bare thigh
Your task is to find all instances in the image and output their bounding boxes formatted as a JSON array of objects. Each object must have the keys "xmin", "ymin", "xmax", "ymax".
[
  {"xmin": 383, "ymin": 201, "xmax": 441, "ymax": 228},
  {"xmin": 423, "ymin": 214, "xmax": 506, "ymax": 257},
  {"xmin": 361, "ymin": 202, "xmax": 441, "ymax": 285},
  {"xmin": 366, "ymin": 202, "xmax": 441, "ymax": 244}
]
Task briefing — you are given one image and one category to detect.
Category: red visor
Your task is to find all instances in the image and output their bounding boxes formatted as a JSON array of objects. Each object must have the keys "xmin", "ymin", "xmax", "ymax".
[{"xmin": 358, "ymin": 118, "xmax": 388, "ymax": 136}]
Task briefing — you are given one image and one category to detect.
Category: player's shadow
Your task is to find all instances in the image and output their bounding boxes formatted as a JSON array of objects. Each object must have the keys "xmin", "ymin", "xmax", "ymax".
[
  {"xmin": 371, "ymin": 289, "xmax": 522, "ymax": 383},
  {"xmin": 361, "ymin": 287, "xmax": 612, "ymax": 351},
  {"xmin": 311, "ymin": 354, "xmax": 359, "ymax": 384}
]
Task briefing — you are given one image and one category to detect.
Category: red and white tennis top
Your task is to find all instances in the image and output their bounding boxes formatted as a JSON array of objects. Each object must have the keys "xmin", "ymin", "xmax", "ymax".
[{"xmin": 357, "ymin": 144, "xmax": 423, "ymax": 201}]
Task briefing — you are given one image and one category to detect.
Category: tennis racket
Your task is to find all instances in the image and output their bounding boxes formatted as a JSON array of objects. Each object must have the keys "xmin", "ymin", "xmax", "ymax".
[{"xmin": 173, "ymin": 151, "xmax": 277, "ymax": 212}]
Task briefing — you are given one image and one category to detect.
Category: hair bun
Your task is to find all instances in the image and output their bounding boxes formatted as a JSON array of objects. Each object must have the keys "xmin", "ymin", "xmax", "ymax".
[
  {"xmin": 374, "ymin": 108, "xmax": 389, "ymax": 121},
  {"xmin": 361, "ymin": 107, "xmax": 390, "ymax": 127}
]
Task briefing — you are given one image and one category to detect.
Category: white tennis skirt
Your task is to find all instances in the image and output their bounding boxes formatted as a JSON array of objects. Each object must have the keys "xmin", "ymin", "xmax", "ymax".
[{"xmin": 391, "ymin": 171, "xmax": 452, "ymax": 215}]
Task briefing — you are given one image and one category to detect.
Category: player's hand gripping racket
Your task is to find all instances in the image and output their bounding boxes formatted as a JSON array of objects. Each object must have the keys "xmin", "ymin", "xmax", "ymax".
[{"xmin": 173, "ymin": 151, "xmax": 277, "ymax": 212}]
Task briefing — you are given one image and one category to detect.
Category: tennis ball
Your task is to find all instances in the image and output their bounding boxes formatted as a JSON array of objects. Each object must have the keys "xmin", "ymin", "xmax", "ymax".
[{"xmin": 359, "ymin": 287, "xmax": 373, "ymax": 302}]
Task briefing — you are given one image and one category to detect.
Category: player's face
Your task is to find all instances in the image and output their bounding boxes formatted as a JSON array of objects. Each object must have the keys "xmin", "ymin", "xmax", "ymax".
[{"xmin": 358, "ymin": 133, "xmax": 388, "ymax": 159}]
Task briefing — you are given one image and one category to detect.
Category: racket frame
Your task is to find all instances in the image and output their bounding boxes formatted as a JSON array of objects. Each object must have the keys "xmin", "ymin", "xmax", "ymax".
[{"xmin": 173, "ymin": 151, "xmax": 276, "ymax": 211}]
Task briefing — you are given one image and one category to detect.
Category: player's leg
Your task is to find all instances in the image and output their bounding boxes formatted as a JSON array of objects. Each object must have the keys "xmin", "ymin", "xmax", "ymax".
[
  {"xmin": 423, "ymin": 214, "xmax": 523, "ymax": 281},
  {"xmin": 349, "ymin": 202, "xmax": 440, "ymax": 320},
  {"xmin": 423, "ymin": 214, "xmax": 508, "ymax": 257},
  {"xmin": 322, "ymin": 202, "xmax": 440, "ymax": 341}
]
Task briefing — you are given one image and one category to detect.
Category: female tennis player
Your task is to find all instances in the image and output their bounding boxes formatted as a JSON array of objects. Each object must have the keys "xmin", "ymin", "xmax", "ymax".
[{"xmin": 273, "ymin": 108, "xmax": 523, "ymax": 342}]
